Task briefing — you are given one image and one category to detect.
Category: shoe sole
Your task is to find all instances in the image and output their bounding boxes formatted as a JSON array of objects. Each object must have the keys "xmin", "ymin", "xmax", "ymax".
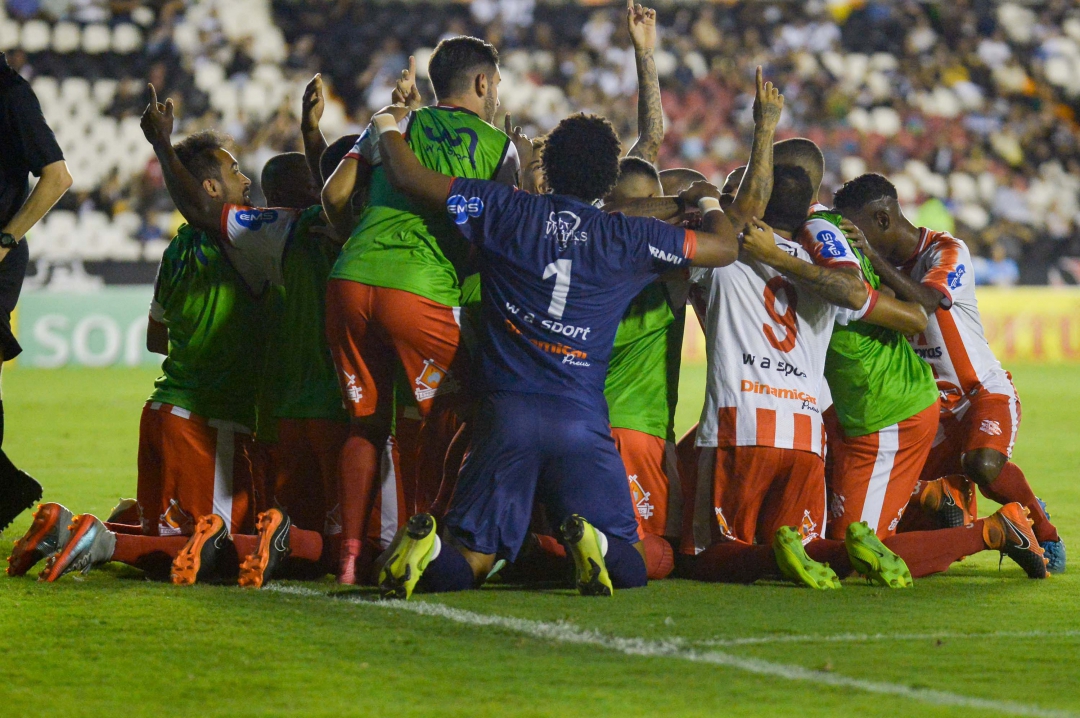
[
  {"xmin": 171, "ymin": 515, "xmax": 226, "ymax": 586},
  {"xmin": 7, "ymin": 504, "xmax": 67, "ymax": 576},
  {"xmin": 39, "ymin": 514, "xmax": 96, "ymax": 582},
  {"xmin": 238, "ymin": 510, "xmax": 288, "ymax": 589},
  {"xmin": 560, "ymin": 515, "xmax": 613, "ymax": 597},
  {"xmin": 379, "ymin": 514, "xmax": 437, "ymax": 600},
  {"xmin": 846, "ymin": 525, "xmax": 912, "ymax": 588},
  {"xmin": 774, "ymin": 528, "xmax": 840, "ymax": 589}
]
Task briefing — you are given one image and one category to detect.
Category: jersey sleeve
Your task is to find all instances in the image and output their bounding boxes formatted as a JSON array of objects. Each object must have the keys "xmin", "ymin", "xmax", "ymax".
[
  {"xmin": 10, "ymin": 83, "xmax": 65, "ymax": 175},
  {"xmin": 219, "ymin": 205, "xmax": 300, "ymax": 290},
  {"xmin": 625, "ymin": 215, "xmax": 696, "ymax": 275},
  {"xmin": 446, "ymin": 177, "xmax": 523, "ymax": 249},
  {"xmin": 797, "ymin": 218, "xmax": 860, "ymax": 270},
  {"xmin": 491, "ymin": 140, "xmax": 521, "ymax": 187},
  {"xmin": 346, "ymin": 114, "xmax": 412, "ymax": 166},
  {"xmin": 919, "ymin": 234, "xmax": 970, "ymax": 309}
]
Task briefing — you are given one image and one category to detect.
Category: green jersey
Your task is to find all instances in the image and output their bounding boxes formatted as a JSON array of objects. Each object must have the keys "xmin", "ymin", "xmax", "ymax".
[
  {"xmin": 330, "ymin": 106, "xmax": 518, "ymax": 306},
  {"xmin": 811, "ymin": 211, "xmax": 938, "ymax": 437},
  {"xmin": 149, "ymin": 224, "xmax": 263, "ymax": 429},
  {"xmin": 604, "ymin": 281, "xmax": 687, "ymax": 441},
  {"xmin": 259, "ymin": 206, "xmax": 347, "ymax": 423}
]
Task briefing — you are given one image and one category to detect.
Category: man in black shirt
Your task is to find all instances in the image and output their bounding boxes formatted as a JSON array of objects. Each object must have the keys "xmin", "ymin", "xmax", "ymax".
[{"xmin": 0, "ymin": 51, "xmax": 71, "ymax": 531}]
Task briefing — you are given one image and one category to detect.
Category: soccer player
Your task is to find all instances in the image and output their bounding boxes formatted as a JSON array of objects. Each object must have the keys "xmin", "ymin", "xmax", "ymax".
[
  {"xmin": 833, "ymin": 173, "xmax": 1059, "ymax": 574},
  {"xmin": 367, "ymin": 73, "xmax": 787, "ymax": 596},
  {"xmin": 320, "ymin": 36, "xmax": 519, "ymax": 584}
]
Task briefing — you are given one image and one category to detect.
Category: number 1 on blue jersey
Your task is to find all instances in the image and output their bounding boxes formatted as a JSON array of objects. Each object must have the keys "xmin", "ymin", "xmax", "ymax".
[{"xmin": 543, "ymin": 259, "xmax": 572, "ymax": 320}]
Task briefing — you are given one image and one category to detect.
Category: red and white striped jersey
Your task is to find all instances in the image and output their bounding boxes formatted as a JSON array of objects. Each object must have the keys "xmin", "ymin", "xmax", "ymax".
[
  {"xmin": 902, "ymin": 228, "xmax": 1016, "ymax": 414},
  {"xmin": 693, "ymin": 230, "xmax": 868, "ymax": 456}
]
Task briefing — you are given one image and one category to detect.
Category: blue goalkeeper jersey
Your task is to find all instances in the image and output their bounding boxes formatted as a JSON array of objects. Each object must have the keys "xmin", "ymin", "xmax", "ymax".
[{"xmin": 447, "ymin": 177, "xmax": 696, "ymax": 401}]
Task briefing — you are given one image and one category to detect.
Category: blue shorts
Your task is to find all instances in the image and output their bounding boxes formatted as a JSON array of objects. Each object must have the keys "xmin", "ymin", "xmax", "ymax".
[{"xmin": 445, "ymin": 391, "xmax": 642, "ymax": 560}]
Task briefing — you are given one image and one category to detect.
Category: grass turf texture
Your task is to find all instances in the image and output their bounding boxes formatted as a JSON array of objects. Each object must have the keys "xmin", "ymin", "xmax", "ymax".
[{"xmin": 1, "ymin": 364, "xmax": 1078, "ymax": 716}]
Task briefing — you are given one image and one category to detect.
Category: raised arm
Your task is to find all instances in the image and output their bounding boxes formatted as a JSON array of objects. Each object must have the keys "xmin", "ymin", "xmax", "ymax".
[
  {"xmin": 374, "ymin": 111, "xmax": 453, "ymax": 210},
  {"xmin": 141, "ymin": 84, "xmax": 222, "ymax": 234},
  {"xmin": 740, "ymin": 217, "xmax": 868, "ymax": 310},
  {"xmin": 682, "ymin": 182, "xmax": 738, "ymax": 267},
  {"xmin": 322, "ymin": 155, "xmax": 368, "ymax": 238},
  {"xmin": 301, "ymin": 74, "xmax": 329, "ymax": 185},
  {"xmin": 624, "ymin": 2, "xmax": 663, "ymax": 163},
  {"xmin": 603, "ymin": 195, "xmax": 684, "ymax": 221},
  {"xmin": 840, "ymin": 219, "xmax": 944, "ymax": 315},
  {"xmin": 727, "ymin": 67, "xmax": 783, "ymax": 225}
]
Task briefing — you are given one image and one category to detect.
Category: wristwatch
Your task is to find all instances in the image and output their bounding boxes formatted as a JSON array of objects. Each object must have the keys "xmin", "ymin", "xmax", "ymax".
[{"xmin": 0, "ymin": 233, "xmax": 17, "ymax": 249}]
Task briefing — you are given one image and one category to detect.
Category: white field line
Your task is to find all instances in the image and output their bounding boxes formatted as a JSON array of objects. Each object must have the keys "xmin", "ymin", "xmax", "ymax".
[
  {"xmin": 266, "ymin": 585, "xmax": 1077, "ymax": 718},
  {"xmin": 697, "ymin": 629, "xmax": 1080, "ymax": 647}
]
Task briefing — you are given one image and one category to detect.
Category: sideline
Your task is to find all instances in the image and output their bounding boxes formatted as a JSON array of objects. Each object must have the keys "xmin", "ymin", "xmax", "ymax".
[
  {"xmin": 266, "ymin": 585, "xmax": 1076, "ymax": 718},
  {"xmin": 696, "ymin": 629, "xmax": 1080, "ymax": 647}
]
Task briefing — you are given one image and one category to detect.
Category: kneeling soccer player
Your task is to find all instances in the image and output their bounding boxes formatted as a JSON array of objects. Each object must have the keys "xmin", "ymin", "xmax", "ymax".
[{"xmin": 365, "ymin": 97, "xmax": 764, "ymax": 597}]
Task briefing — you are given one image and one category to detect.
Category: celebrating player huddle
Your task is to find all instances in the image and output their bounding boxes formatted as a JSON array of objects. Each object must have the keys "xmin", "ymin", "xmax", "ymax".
[{"xmin": 6, "ymin": 3, "xmax": 1064, "ymax": 597}]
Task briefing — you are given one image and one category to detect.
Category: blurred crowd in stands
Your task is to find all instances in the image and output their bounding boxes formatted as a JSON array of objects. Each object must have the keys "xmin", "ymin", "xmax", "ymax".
[{"xmin": 4, "ymin": 0, "xmax": 1080, "ymax": 285}]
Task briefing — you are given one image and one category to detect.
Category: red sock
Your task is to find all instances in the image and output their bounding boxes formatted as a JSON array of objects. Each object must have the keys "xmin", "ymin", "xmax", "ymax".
[
  {"xmin": 881, "ymin": 522, "xmax": 987, "ymax": 578},
  {"xmin": 104, "ymin": 521, "xmax": 145, "ymax": 535},
  {"xmin": 685, "ymin": 541, "xmax": 775, "ymax": 583},
  {"xmin": 340, "ymin": 430, "xmax": 381, "ymax": 548},
  {"xmin": 111, "ymin": 533, "xmax": 189, "ymax": 574},
  {"xmin": 288, "ymin": 526, "xmax": 323, "ymax": 562},
  {"xmin": 805, "ymin": 539, "xmax": 852, "ymax": 578},
  {"xmin": 233, "ymin": 534, "xmax": 258, "ymax": 557},
  {"xmin": 979, "ymin": 463, "xmax": 1059, "ymax": 542},
  {"xmin": 642, "ymin": 534, "xmax": 674, "ymax": 579}
]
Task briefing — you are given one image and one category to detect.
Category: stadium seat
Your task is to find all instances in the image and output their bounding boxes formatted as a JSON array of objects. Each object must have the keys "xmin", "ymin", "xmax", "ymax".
[
  {"xmin": 0, "ymin": 19, "xmax": 17, "ymax": 51},
  {"xmin": 112, "ymin": 23, "xmax": 143, "ymax": 54},
  {"xmin": 82, "ymin": 24, "xmax": 111, "ymax": 55},
  {"xmin": 51, "ymin": 22, "xmax": 81, "ymax": 54},
  {"xmin": 20, "ymin": 20, "xmax": 51, "ymax": 53}
]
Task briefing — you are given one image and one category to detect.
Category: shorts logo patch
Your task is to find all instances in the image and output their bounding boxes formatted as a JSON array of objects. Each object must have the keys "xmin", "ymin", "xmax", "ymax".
[
  {"xmin": 158, "ymin": 500, "xmax": 194, "ymax": 537},
  {"xmin": 447, "ymin": 195, "xmax": 484, "ymax": 225},
  {"xmin": 816, "ymin": 229, "xmax": 846, "ymax": 258},
  {"xmin": 414, "ymin": 359, "xmax": 458, "ymax": 402},
  {"xmin": 980, "ymin": 419, "xmax": 1003, "ymax": 436},
  {"xmin": 343, "ymin": 371, "xmax": 363, "ymax": 404},
  {"xmin": 714, "ymin": 507, "xmax": 735, "ymax": 541},
  {"xmin": 798, "ymin": 509, "xmax": 819, "ymax": 542},
  {"xmin": 628, "ymin": 475, "xmax": 654, "ymax": 521},
  {"xmin": 829, "ymin": 492, "xmax": 846, "ymax": 520},
  {"xmin": 947, "ymin": 264, "xmax": 966, "ymax": 290},
  {"xmin": 235, "ymin": 209, "xmax": 279, "ymax": 231}
]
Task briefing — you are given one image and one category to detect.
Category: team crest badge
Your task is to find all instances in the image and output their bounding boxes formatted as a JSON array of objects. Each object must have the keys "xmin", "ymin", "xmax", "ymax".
[
  {"xmin": 798, "ymin": 509, "xmax": 819, "ymax": 542},
  {"xmin": 158, "ymin": 500, "xmax": 194, "ymax": 537},
  {"xmin": 343, "ymin": 371, "xmax": 363, "ymax": 404},
  {"xmin": 628, "ymin": 475, "xmax": 654, "ymax": 521},
  {"xmin": 414, "ymin": 359, "xmax": 458, "ymax": 402}
]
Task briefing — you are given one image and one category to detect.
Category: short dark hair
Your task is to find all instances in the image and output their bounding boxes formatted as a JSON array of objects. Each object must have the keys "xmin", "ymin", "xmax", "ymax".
[
  {"xmin": 833, "ymin": 173, "xmax": 898, "ymax": 213},
  {"xmin": 428, "ymin": 36, "xmax": 499, "ymax": 100},
  {"xmin": 762, "ymin": 165, "xmax": 814, "ymax": 232},
  {"xmin": 320, "ymin": 134, "xmax": 360, "ymax": 183},
  {"xmin": 774, "ymin": 138, "xmax": 824, "ymax": 190},
  {"xmin": 174, "ymin": 130, "xmax": 231, "ymax": 183},
  {"xmin": 261, "ymin": 152, "xmax": 311, "ymax": 207},
  {"xmin": 542, "ymin": 113, "xmax": 621, "ymax": 202},
  {"xmin": 617, "ymin": 156, "xmax": 660, "ymax": 184},
  {"xmin": 659, "ymin": 167, "xmax": 707, "ymax": 195}
]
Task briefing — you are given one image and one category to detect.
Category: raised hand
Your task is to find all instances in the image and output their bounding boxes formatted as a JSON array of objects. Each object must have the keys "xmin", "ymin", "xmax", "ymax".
[
  {"xmin": 141, "ymin": 83, "xmax": 174, "ymax": 147},
  {"xmin": 739, "ymin": 217, "xmax": 781, "ymax": 263},
  {"xmin": 626, "ymin": 0, "xmax": 657, "ymax": 53},
  {"xmin": 752, "ymin": 66, "xmax": 783, "ymax": 129},
  {"xmin": 392, "ymin": 55, "xmax": 422, "ymax": 109},
  {"xmin": 302, "ymin": 74, "xmax": 325, "ymax": 133},
  {"xmin": 503, "ymin": 112, "xmax": 534, "ymax": 170}
]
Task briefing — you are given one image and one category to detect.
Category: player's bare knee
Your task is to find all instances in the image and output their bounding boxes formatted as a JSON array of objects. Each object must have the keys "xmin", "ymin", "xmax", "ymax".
[{"xmin": 962, "ymin": 449, "xmax": 1006, "ymax": 487}]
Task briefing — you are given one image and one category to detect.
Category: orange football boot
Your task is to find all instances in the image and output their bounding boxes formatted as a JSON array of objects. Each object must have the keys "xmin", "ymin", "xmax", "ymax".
[{"xmin": 983, "ymin": 502, "xmax": 1048, "ymax": 579}]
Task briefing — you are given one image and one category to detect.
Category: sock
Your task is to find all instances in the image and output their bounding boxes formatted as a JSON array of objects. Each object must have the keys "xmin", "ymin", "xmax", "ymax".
[
  {"xmin": 979, "ymin": 463, "xmax": 1059, "ymax": 542},
  {"xmin": 882, "ymin": 522, "xmax": 987, "ymax": 578},
  {"xmin": 288, "ymin": 526, "xmax": 323, "ymax": 562},
  {"xmin": 805, "ymin": 539, "xmax": 853, "ymax": 578},
  {"xmin": 110, "ymin": 533, "xmax": 189, "ymax": 576},
  {"xmin": 417, "ymin": 538, "xmax": 474, "ymax": 593},
  {"xmin": 339, "ymin": 430, "xmax": 382, "ymax": 548},
  {"xmin": 683, "ymin": 541, "xmax": 775, "ymax": 583},
  {"xmin": 233, "ymin": 534, "xmax": 258, "ymax": 557},
  {"xmin": 603, "ymin": 537, "xmax": 648, "ymax": 588},
  {"xmin": 642, "ymin": 533, "xmax": 674, "ymax": 580},
  {"xmin": 104, "ymin": 521, "xmax": 146, "ymax": 535}
]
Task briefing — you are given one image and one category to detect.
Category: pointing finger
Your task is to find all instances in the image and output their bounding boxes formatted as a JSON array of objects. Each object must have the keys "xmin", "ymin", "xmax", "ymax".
[
  {"xmin": 756, "ymin": 65, "xmax": 763, "ymax": 94},
  {"xmin": 148, "ymin": 83, "xmax": 158, "ymax": 107}
]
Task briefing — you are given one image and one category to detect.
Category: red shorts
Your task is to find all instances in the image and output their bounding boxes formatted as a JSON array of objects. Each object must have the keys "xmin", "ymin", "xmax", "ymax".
[
  {"xmin": 611, "ymin": 428, "xmax": 681, "ymax": 539},
  {"xmin": 825, "ymin": 402, "xmax": 938, "ymax": 539},
  {"xmin": 325, "ymin": 280, "xmax": 464, "ymax": 422},
  {"xmin": 136, "ymin": 402, "xmax": 255, "ymax": 536},
  {"xmin": 682, "ymin": 444, "xmax": 826, "ymax": 552},
  {"xmin": 264, "ymin": 418, "xmax": 348, "ymax": 534},
  {"xmin": 920, "ymin": 390, "xmax": 1020, "ymax": 481}
]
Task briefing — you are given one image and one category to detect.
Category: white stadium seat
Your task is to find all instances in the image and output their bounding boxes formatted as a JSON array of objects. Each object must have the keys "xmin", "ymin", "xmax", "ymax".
[
  {"xmin": 0, "ymin": 19, "xmax": 18, "ymax": 51},
  {"xmin": 51, "ymin": 22, "xmax": 81, "ymax": 54},
  {"xmin": 20, "ymin": 20, "xmax": 51, "ymax": 53},
  {"xmin": 112, "ymin": 23, "xmax": 143, "ymax": 54},
  {"xmin": 82, "ymin": 24, "xmax": 111, "ymax": 55}
]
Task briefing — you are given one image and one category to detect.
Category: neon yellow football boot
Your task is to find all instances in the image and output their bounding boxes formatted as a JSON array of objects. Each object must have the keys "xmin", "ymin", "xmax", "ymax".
[
  {"xmin": 845, "ymin": 521, "xmax": 912, "ymax": 588},
  {"xmin": 378, "ymin": 513, "xmax": 441, "ymax": 600},
  {"xmin": 772, "ymin": 526, "xmax": 841, "ymax": 589},
  {"xmin": 559, "ymin": 514, "xmax": 614, "ymax": 596}
]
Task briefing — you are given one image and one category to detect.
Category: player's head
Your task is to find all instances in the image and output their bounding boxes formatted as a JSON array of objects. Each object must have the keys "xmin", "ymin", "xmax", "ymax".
[
  {"xmin": 720, "ymin": 166, "xmax": 746, "ymax": 210},
  {"xmin": 428, "ymin": 36, "xmax": 501, "ymax": 123},
  {"xmin": 174, "ymin": 130, "xmax": 250, "ymax": 205},
  {"xmin": 542, "ymin": 113, "xmax": 621, "ymax": 203},
  {"xmin": 659, "ymin": 168, "xmax": 707, "ymax": 196},
  {"xmin": 834, "ymin": 173, "xmax": 903, "ymax": 257},
  {"xmin": 761, "ymin": 164, "xmax": 814, "ymax": 233},
  {"xmin": 261, "ymin": 153, "xmax": 319, "ymax": 209},
  {"xmin": 774, "ymin": 138, "xmax": 824, "ymax": 194},
  {"xmin": 606, "ymin": 157, "xmax": 661, "ymax": 203},
  {"xmin": 320, "ymin": 133, "xmax": 360, "ymax": 184}
]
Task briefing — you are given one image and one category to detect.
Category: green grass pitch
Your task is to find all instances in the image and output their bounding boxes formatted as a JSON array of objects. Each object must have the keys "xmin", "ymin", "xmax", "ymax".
[{"xmin": 0, "ymin": 364, "xmax": 1078, "ymax": 716}]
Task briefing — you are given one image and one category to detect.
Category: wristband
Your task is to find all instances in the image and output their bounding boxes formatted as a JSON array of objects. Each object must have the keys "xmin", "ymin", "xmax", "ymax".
[
  {"xmin": 697, "ymin": 197, "xmax": 721, "ymax": 214},
  {"xmin": 372, "ymin": 113, "xmax": 401, "ymax": 137}
]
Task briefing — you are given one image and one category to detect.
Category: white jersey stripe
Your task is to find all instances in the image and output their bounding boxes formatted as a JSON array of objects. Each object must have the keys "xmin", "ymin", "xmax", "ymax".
[
  {"xmin": 211, "ymin": 424, "xmax": 235, "ymax": 531},
  {"xmin": 860, "ymin": 425, "xmax": 899, "ymax": 530}
]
